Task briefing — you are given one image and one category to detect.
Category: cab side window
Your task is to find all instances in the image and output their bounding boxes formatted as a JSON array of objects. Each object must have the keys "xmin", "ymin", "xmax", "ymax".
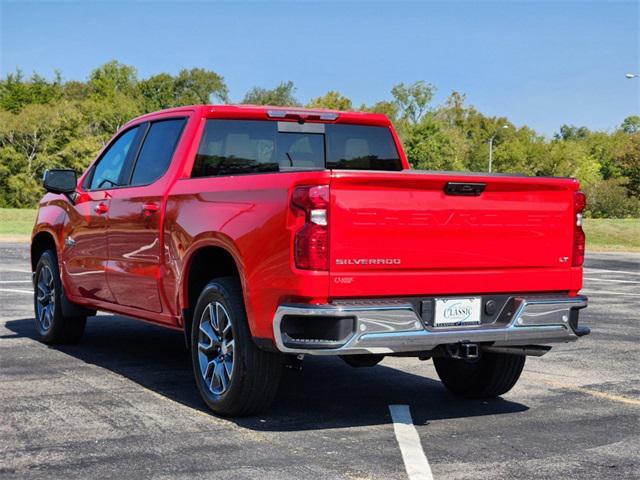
[
  {"xmin": 88, "ymin": 127, "xmax": 139, "ymax": 190},
  {"xmin": 129, "ymin": 119, "xmax": 186, "ymax": 186}
]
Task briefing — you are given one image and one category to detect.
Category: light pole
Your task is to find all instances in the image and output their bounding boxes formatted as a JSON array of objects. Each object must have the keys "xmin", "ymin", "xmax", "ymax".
[
  {"xmin": 488, "ymin": 125, "xmax": 509, "ymax": 173},
  {"xmin": 626, "ymin": 73, "xmax": 640, "ymax": 79}
]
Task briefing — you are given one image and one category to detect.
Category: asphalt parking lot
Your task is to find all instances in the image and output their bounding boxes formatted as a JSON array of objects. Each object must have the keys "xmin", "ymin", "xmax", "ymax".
[{"xmin": 1, "ymin": 242, "xmax": 638, "ymax": 480}]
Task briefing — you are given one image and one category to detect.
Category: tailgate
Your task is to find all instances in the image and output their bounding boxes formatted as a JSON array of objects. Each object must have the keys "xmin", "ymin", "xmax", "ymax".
[{"xmin": 328, "ymin": 170, "xmax": 581, "ymax": 297}]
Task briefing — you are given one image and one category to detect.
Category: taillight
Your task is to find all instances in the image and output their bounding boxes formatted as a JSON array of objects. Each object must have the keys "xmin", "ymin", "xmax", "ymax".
[
  {"xmin": 573, "ymin": 191, "xmax": 586, "ymax": 266},
  {"xmin": 292, "ymin": 185, "xmax": 329, "ymax": 270}
]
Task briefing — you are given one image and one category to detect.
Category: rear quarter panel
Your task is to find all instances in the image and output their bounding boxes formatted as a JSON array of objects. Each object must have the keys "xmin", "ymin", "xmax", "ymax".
[{"xmin": 164, "ymin": 170, "xmax": 331, "ymax": 340}]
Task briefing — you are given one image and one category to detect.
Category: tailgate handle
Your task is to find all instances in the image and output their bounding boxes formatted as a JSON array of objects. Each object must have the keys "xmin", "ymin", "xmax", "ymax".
[{"xmin": 444, "ymin": 182, "xmax": 486, "ymax": 196}]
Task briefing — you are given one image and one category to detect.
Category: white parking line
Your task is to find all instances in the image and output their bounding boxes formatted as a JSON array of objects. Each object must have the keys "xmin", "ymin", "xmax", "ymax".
[
  {"xmin": 0, "ymin": 268, "xmax": 31, "ymax": 274},
  {"xmin": 584, "ymin": 277, "xmax": 640, "ymax": 284},
  {"xmin": 0, "ymin": 280, "xmax": 32, "ymax": 284},
  {"xmin": 582, "ymin": 289, "xmax": 640, "ymax": 296},
  {"xmin": 0, "ymin": 288, "xmax": 32, "ymax": 294},
  {"xmin": 584, "ymin": 268, "xmax": 640, "ymax": 276},
  {"xmin": 389, "ymin": 405, "xmax": 433, "ymax": 480}
]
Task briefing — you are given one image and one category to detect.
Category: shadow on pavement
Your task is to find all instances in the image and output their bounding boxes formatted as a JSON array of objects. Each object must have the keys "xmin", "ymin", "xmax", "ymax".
[{"xmin": 6, "ymin": 315, "xmax": 528, "ymax": 431}]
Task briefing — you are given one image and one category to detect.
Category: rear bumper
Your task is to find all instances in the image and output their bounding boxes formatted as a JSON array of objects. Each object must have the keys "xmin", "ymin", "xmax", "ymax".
[{"xmin": 272, "ymin": 295, "xmax": 588, "ymax": 355}]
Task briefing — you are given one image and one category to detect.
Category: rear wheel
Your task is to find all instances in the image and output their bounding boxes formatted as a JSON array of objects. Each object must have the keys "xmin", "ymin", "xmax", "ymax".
[
  {"xmin": 33, "ymin": 249, "xmax": 86, "ymax": 344},
  {"xmin": 190, "ymin": 277, "xmax": 284, "ymax": 416},
  {"xmin": 433, "ymin": 351, "xmax": 525, "ymax": 398}
]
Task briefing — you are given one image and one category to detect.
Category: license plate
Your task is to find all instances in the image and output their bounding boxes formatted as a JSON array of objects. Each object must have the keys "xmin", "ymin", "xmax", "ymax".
[{"xmin": 434, "ymin": 297, "xmax": 482, "ymax": 327}]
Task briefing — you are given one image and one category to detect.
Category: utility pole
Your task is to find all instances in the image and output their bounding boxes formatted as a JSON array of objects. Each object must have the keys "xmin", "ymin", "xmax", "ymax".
[{"xmin": 488, "ymin": 125, "xmax": 509, "ymax": 173}]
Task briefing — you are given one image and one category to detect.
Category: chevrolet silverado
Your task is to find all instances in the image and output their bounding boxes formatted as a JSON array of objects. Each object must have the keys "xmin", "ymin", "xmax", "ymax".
[{"xmin": 31, "ymin": 105, "xmax": 589, "ymax": 416}]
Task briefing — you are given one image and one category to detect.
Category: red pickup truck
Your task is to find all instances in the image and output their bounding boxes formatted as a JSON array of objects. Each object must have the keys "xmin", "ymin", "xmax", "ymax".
[{"xmin": 31, "ymin": 105, "xmax": 589, "ymax": 416}]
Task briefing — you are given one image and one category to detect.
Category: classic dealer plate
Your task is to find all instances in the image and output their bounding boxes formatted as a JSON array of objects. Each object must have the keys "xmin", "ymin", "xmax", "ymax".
[{"xmin": 434, "ymin": 297, "xmax": 482, "ymax": 327}]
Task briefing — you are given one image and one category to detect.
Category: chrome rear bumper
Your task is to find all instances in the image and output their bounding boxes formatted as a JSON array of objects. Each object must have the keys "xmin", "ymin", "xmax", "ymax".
[{"xmin": 272, "ymin": 295, "xmax": 588, "ymax": 355}]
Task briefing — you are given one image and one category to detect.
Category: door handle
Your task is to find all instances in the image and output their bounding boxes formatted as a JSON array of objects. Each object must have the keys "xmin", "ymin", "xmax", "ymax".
[
  {"xmin": 94, "ymin": 202, "xmax": 109, "ymax": 214},
  {"xmin": 142, "ymin": 202, "xmax": 160, "ymax": 215}
]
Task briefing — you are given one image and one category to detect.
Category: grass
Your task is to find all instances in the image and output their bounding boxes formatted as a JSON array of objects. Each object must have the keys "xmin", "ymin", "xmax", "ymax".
[
  {"xmin": 0, "ymin": 208, "xmax": 36, "ymax": 242},
  {"xmin": 583, "ymin": 218, "xmax": 640, "ymax": 252},
  {"xmin": 1, "ymin": 208, "xmax": 638, "ymax": 252}
]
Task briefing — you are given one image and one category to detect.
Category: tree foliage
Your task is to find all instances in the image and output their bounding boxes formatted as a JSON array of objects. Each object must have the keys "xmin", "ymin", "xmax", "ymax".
[
  {"xmin": 307, "ymin": 91, "xmax": 352, "ymax": 110},
  {"xmin": 0, "ymin": 62, "xmax": 638, "ymax": 217},
  {"xmin": 242, "ymin": 81, "xmax": 299, "ymax": 106}
]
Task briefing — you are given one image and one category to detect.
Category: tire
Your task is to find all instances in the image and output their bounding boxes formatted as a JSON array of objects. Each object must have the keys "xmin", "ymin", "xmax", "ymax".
[
  {"xmin": 190, "ymin": 277, "xmax": 284, "ymax": 416},
  {"xmin": 433, "ymin": 351, "xmax": 525, "ymax": 398},
  {"xmin": 33, "ymin": 249, "xmax": 86, "ymax": 344}
]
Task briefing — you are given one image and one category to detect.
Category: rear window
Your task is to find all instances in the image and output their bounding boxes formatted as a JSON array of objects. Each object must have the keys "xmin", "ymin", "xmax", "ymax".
[
  {"xmin": 191, "ymin": 120, "xmax": 401, "ymax": 177},
  {"xmin": 325, "ymin": 124, "xmax": 401, "ymax": 170}
]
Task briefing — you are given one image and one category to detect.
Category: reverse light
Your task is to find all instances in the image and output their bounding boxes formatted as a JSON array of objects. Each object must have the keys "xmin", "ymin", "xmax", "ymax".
[
  {"xmin": 573, "ymin": 191, "xmax": 587, "ymax": 267},
  {"xmin": 292, "ymin": 185, "xmax": 330, "ymax": 270}
]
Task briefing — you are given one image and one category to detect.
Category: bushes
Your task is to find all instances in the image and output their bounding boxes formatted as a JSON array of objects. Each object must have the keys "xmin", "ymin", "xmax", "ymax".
[{"xmin": 584, "ymin": 178, "xmax": 640, "ymax": 219}]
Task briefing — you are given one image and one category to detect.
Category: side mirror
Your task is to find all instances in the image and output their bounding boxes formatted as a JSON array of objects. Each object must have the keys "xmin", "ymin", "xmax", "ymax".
[{"xmin": 43, "ymin": 169, "xmax": 77, "ymax": 195}]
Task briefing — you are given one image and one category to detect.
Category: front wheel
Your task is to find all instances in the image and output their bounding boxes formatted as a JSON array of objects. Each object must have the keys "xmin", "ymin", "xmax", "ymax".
[
  {"xmin": 33, "ymin": 249, "xmax": 86, "ymax": 344},
  {"xmin": 190, "ymin": 277, "xmax": 284, "ymax": 416},
  {"xmin": 433, "ymin": 351, "xmax": 525, "ymax": 398}
]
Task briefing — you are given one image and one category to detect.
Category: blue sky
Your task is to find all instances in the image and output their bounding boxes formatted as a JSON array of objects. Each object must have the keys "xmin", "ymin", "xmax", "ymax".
[{"xmin": 1, "ymin": 0, "xmax": 638, "ymax": 135}]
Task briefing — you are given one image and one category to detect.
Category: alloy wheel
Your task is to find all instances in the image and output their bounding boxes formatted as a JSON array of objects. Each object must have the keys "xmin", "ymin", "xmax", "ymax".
[
  {"xmin": 36, "ymin": 265, "xmax": 55, "ymax": 331},
  {"xmin": 197, "ymin": 301, "xmax": 235, "ymax": 396}
]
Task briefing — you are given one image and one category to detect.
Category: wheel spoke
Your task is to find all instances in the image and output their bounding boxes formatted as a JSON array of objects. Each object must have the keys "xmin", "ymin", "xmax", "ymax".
[
  {"xmin": 210, "ymin": 361, "xmax": 222, "ymax": 392},
  {"xmin": 205, "ymin": 359, "xmax": 216, "ymax": 379},
  {"xmin": 37, "ymin": 282, "xmax": 47, "ymax": 302},
  {"xmin": 222, "ymin": 320, "xmax": 232, "ymax": 338},
  {"xmin": 216, "ymin": 303, "xmax": 227, "ymax": 334},
  {"xmin": 43, "ymin": 305, "xmax": 52, "ymax": 329},
  {"xmin": 199, "ymin": 319, "xmax": 216, "ymax": 343},
  {"xmin": 219, "ymin": 362, "xmax": 229, "ymax": 391},
  {"xmin": 197, "ymin": 351, "xmax": 208, "ymax": 376},
  {"xmin": 209, "ymin": 303, "xmax": 219, "ymax": 333},
  {"xmin": 224, "ymin": 357, "xmax": 233, "ymax": 379}
]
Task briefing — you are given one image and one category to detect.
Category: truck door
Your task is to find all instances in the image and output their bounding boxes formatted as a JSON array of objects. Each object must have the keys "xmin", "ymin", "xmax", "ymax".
[
  {"xmin": 106, "ymin": 118, "xmax": 187, "ymax": 315},
  {"xmin": 64, "ymin": 125, "xmax": 143, "ymax": 303}
]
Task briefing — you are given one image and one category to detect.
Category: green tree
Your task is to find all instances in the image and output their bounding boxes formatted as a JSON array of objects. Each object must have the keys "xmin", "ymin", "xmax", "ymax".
[
  {"xmin": 554, "ymin": 125, "xmax": 590, "ymax": 141},
  {"xmin": 88, "ymin": 60, "xmax": 138, "ymax": 99},
  {"xmin": 138, "ymin": 68, "xmax": 228, "ymax": 111},
  {"xmin": 138, "ymin": 73, "xmax": 177, "ymax": 111},
  {"xmin": 617, "ymin": 132, "xmax": 640, "ymax": 197},
  {"xmin": 621, "ymin": 115, "xmax": 640, "ymax": 134},
  {"xmin": 306, "ymin": 90, "xmax": 352, "ymax": 110},
  {"xmin": 0, "ymin": 71, "xmax": 30, "ymax": 113},
  {"xmin": 404, "ymin": 116, "xmax": 466, "ymax": 171},
  {"xmin": 62, "ymin": 80, "xmax": 90, "ymax": 101},
  {"xmin": 359, "ymin": 101, "xmax": 399, "ymax": 123},
  {"xmin": 391, "ymin": 81, "xmax": 436, "ymax": 125},
  {"xmin": 174, "ymin": 68, "xmax": 228, "ymax": 105},
  {"xmin": 242, "ymin": 81, "xmax": 299, "ymax": 106},
  {"xmin": 542, "ymin": 140, "xmax": 601, "ymax": 186},
  {"xmin": 82, "ymin": 93, "xmax": 142, "ymax": 137},
  {"xmin": 0, "ymin": 101, "xmax": 97, "ymax": 207},
  {"xmin": 0, "ymin": 70, "xmax": 62, "ymax": 113},
  {"xmin": 583, "ymin": 178, "xmax": 640, "ymax": 218}
]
